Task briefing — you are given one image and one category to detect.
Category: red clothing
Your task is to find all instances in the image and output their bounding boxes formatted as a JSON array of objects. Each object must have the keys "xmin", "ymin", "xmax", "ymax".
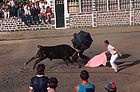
[{"xmin": 47, "ymin": 8, "xmax": 51, "ymax": 13}]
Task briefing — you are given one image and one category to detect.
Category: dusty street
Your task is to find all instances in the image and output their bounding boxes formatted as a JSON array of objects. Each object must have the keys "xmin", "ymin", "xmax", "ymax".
[{"xmin": 0, "ymin": 26, "xmax": 140, "ymax": 92}]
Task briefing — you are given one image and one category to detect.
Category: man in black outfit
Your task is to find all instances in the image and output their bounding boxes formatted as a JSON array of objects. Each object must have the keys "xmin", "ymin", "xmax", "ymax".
[
  {"xmin": 31, "ymin": 6, "xmax": 39, "ymax": 24},
  {"xmin": 29, "ymin": 64, "xmax": 49, "ymax": 92}
]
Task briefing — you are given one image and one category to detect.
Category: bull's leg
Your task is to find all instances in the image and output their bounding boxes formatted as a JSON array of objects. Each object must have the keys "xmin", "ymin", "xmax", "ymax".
[
  {"xmin": 33, "ymin": 58, "xmax": 44, "ymax": 70},
  {"xmin": 66, "ymin": 57, "xmax": 77, "ymax": 66},
  {"xmin": 24, "ymin": 54, "xmax": 39, "ymax": 66},
  {"xmin": 63, "ymin": 59, "xmax": 68, "ymax": 65}
]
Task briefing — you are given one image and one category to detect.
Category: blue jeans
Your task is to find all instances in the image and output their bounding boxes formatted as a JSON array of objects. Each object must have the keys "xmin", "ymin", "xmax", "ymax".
[
  {"xmin": 32, "ymin": 15, "xmax": 39, "ymax": 23},
  {"xmin": 110, "ymin": 53, "xmax": 118, "ymax": 70},
  {"xmin": 20, "ymin": 15, "xmax": 25, "ymax": 22},
  {"xmin": 11, "ymin": 7, "xmax": 15, "ymax": 16},
  {"xmin": 48, "ymin": 15, "xmax": 51, "ymax": 24},
  {"xmin": 20, "ymin": 15, "xmax": 28, "ymax": 25},
  {"xmin": 38, "ymin": 15, "xmax": 41, "ymax": 20},
  {"xmin": 26, "ymin": 15, "xmax": 32, "ymax": 23}
]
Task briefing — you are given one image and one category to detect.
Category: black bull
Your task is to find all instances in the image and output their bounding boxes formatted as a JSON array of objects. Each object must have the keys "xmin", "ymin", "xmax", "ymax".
[{"xmin": 24, "ymin": 44, "xmax": 80, "ymax": 70}]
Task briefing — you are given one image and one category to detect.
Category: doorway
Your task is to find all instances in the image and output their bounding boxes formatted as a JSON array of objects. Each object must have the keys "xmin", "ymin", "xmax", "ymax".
[{"xmin": 55, "ymin": 0, "xmax": 65, "ymax": 28}]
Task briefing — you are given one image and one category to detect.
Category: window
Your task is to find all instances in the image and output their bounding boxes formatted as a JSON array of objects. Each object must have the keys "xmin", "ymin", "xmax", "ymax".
[
  {"xmin": 108, "ymin": 0, "xmax": 118, "ymax": 10},
  {"xmin": 96, "ymin": 0, "xmax": 107, "ymax": 11},
  {"xmin": 120, "ymin": 0, "xmax": 130, "ymax": 10},
  {"xmin": 81, "ymin": 0, "xmax": 92, "ymax": 12},
  {"xmin": 68, "ymin": 0, "xmax": 79, "ymax": 13},
  {"xmin": 133, "ymin": 0, "xmax": 140, "ymax": 9}
]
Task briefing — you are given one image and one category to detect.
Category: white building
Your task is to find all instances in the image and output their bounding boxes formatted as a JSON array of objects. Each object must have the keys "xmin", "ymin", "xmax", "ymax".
[{"xmin": 30, "ymin": 0, "xmax": 140, "ymax": 29}]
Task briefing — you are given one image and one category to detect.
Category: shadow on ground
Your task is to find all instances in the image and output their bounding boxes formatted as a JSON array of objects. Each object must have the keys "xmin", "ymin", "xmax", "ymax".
[{"xmin": 118, "ymin": 60, "xmax": 140, "ymax": 72}]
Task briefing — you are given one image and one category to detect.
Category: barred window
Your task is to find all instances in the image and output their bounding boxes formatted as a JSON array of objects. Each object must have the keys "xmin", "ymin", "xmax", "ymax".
[
  {"xmin": 96, "ymin": 0, "xmax": 107, "ymax": 11},
  {"xmin": 81, "ymin": 0, "xmax": 92, "ymax": 12},
  {"xmin": 120, "ymin": 0, "xmax": 130, "ymax": 10},
  {"xmin": 68, "ymin": 0, "xmax": 79, "ymax": 13},
  {"xmin": 108, "ymin": 0, "xmax": 118, "ymax": 10},
  {"xmin": 133, "ymin": 0, "xmax": 140, "ymax": 8}
]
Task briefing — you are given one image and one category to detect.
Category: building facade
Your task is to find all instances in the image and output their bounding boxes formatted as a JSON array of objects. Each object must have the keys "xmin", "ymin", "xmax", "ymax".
[{"xmin": 30, "ymin": 0, "xmax": 140, "ymax": 29}]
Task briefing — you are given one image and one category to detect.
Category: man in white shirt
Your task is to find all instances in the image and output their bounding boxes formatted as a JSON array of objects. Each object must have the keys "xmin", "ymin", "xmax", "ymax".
[
  {"xmin": 8, "ymin": 0, "xmax": 15, "ymax": 18},
  {"xmin": 4, "ymin": 5, "xmax": 10, "ymax": 19},
  {"xmin": 24, "ymin": 7, "xmax": 32, "ymax": 25},
  {"xmin": 103, "ymin": 40, "xmax": 122, "ymax": 72},
  {"xmin": 40, "ymin": 6, "xmax": 47, "ymax": 24},
  {"xmin": 39, "ymin": 0, "xmax": 44, "ymax": 9},
  {"xmin": 44, "ymin": 1, "xmax": 49, "ymax": 10},
  {"xmin": 24, "ymin": 3, "xmax": 30, "ymax": 11}
]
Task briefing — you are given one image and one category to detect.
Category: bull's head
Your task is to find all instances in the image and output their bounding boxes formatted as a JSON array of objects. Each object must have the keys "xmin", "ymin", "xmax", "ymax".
[{"xmin": 72, "ymin": 52, "xmax": 79, "ymax": 62}]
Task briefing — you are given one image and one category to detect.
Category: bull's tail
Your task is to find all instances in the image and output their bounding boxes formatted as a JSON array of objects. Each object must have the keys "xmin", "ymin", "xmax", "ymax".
[{"xmin": 37, "ymin": 45, "xmax": 43, "ymax": 48}]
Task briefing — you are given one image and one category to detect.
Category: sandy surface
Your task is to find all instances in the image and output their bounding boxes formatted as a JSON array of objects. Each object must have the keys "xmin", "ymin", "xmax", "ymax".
[{"xmin": 0, "ymin": 26, "xmax": 140, "ymax": 92}]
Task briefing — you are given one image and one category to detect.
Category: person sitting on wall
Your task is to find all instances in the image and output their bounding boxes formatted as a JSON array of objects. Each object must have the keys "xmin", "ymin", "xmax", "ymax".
[
  {"xmin": 46, "ymin": 6, "xmax": 51, "ymax": 23},
  {"xmin": 3, "ymin": 5, "xmax": 10, "ymax": 19},
  {"xmin": 0, "ymin": 6, "xmax": 4, "ymax": 18},
  {"xmin": 17, "ymin": 7, "xmax": 28, "ymax": 25},
  {"xmin": 40, "ymin": 6, "xmax": 47, "ymax": 24},
  {"xmin": 24, "ymin": 7, "xmax": 33, "ymax": 25},
  {"xmin": 8, "ymin": 0, "xmax": 16, "ymax": 18},
  {"xmin": 31, "ymin": 6, "xmax": 39, "ymax": 25}
]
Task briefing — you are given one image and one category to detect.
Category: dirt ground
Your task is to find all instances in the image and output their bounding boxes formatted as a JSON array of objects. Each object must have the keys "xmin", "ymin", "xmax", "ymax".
[{"xmin": 0, "ymin": 26, "xmax": 140, "ymax": 92}]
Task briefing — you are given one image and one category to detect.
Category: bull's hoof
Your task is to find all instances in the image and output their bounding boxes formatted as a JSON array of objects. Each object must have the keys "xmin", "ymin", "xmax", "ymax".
[{"xmin": 24, "ymin": 63, "xmax": 27, "ymax": 66}]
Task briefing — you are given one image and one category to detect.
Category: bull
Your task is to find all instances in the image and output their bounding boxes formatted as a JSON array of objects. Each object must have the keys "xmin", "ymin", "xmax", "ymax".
[{"xmin": 24, "ymin": 44, "xmax": 79, "ymax": 70}]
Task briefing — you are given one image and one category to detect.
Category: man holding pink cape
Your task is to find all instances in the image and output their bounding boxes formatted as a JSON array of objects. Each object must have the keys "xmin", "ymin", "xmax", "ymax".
[
  {"xmin": 85, "ymin": 40, "xmax": 122, "ymax": 73},
  {"xmin": 103, "ymin": 40, "xmax": 122, "ymax": 72}
]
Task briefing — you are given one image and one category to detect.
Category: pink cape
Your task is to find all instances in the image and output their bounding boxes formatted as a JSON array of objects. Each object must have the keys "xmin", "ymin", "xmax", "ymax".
[{"xmin": 85, "ymin": 53, "xmax": 107, "ymax": 67}]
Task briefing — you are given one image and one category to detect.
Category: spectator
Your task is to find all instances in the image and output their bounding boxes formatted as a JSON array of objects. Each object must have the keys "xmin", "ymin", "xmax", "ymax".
[
  {"xmin": 29, "ymin": 1, "xmax": 33, "ymax": 9},
  {"xmin": 4, "ymin": 5, "xmax": 10, "ymax": 19},
  {"xmin": 17, "ymin": 7, "xmax": 27, "ymax": 25},
  {"xmin": 39, "ymin": 0, "xmax": 44, "ymax": 9},
  {"xmin": 24, "ymin": 3, "xmax": 30, "ymax": 11},
  {"xmin": 29, "ymin": 64, "xmax": 49, "ymax": 92},
  {"xmin": 20, "ymin": 2, "xmax": 24, "ymax": 10},
  {"xmin": 24, "ymin": 7, "xmax": 33, "ymax": 25},
  {"xmin": 31, "ymin": 6, "xmax": 39, "ymax": 24},
  {"xmin": 74, "ymin": 70, "xmax": 95, "ymax": 92},
  {"xmin": 48, "ymin": 77, "xmax": 58, "ymax": 92},
  {"xmin": 2, "ymin": 3, "xmax": 6, "ymax": 9},
  {"xmin": 15, "ymin": 2, "xmax": 19, "ymax": 17},
  {"xmin": 105, "ymin": 82, "xmax": 117, "ymax": 92},
  {"xmin": 34, "ymin": 2, "xmax": 38, "ymax": 9},
  {"xmin": 0, "ymin": 6, "xmax": 4, "ymax": 18},
  {"xmin": 46, "ymin": 6, "xmax": 51, "ymax": 23},
  {"xmin": 8, "ymin": 0, "xmax": 15, "ymax": 18},
  {"xmin": 40, "ymin": 6, "xmax": 47, "ymax": 24},
  {"xmin": 37, "ymin": 7, "xmax": 41, "ymax": 23},
  {"xmin": 44, "ymin": 1, "xmax": 49, "ymax": 10}
]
